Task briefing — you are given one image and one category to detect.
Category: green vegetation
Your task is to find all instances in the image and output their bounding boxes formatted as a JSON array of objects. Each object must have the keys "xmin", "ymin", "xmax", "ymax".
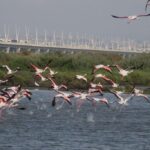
[{"xmin": 0, "ymin": 51, "xmax": 150, "ymax": 90}]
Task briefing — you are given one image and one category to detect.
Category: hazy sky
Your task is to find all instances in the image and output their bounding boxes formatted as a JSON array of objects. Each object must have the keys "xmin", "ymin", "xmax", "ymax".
[{"xmin": 0, "ymin": 0, "xmax": 150, "ymax": 41}]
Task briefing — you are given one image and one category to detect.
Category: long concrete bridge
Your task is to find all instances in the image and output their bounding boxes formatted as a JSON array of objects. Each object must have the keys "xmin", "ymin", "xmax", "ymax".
[{"xmin": 0, "ymin": 39, "xmax": 149, "ymax": 56}]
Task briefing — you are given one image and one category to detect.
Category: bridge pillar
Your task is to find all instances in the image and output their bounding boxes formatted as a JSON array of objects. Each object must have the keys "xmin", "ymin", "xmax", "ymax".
[
  {"xmin": 46, "ymin": 49, "xmax": 50, "ymax": 53},
  {"xmin": 27, "ymin": 48, "xmax": 31, "ymax": 52},
  {"xmin": 16, "ymin": 47, "xmax": 21, "ymax": 53},
  {"xmin": 122, "ymin": 53, "xmax": 126, "ymax": 59},
  {"xmin": 6, "ymin": 47, "xmax": 10, "ymax": 53},
  {"xmin": 36, "ymin": 48, "xmax": 41, "ymax": 53}
]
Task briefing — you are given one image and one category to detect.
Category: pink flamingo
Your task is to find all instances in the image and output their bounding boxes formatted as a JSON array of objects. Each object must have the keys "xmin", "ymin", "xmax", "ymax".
[
  {"xmin": 111, "ymin": 13, "xmax": 150, "ymax": 23},
  {"xmin": 92, "ymin": 64, "xmax": 112, "ymax": 74},
  {"xmin": 93, "ymin": 73, "xmax": 118, "ymax": 88}
]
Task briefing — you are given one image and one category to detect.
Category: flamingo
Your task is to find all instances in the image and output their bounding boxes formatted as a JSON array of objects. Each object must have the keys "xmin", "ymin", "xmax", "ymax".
[
  {"xmin": 47, "ymin": 67, "xmax": 58, "ymax": 77},
  {"xmin": 88, "ymin": 82, "xmax": 104, "ymax": 95},
  {"xmin": 0, "ymin": 85, "xmax": 27, "ymax": 110},
  {"xmin": 131, "ymin": 87, "xmax": 150, "ymax": 102},
  {"xmin": 1, "ymin": 85, "xmax": 22, "ymax": 100},
  {"xmin": 48, "ymin": 77, "xmax": 67, "ymax": 91},
  {"xmin": 35, "ymin": 73, "xmax": 48, "ymax": 82},
  {"xmin": 114, "ymin": 65, "xmax": 133, "ymax": 79},
  {"xmin": 22, "ymin": 89, "xmax": 32, "ymax": 100},
  {"xmin": 109, "ymin": 90, "xmax": 133, "ymax": 105},
  {"xmin": 34, "ymin": 73, "xmax": 48, "ymax": 87},
  {"xmin": 89, "ymin": 82, "xmax": 103, "ymax": 88},
  {"xmin": 9, "ymin": 89, "xmax": 32, "ymax": 106},
  {"xmin": 93, "ymin": 73, "xmax": 118, "ymax": 88},
  {"xmin": 89, "ymin": 97, "xmax": 110, "ymax": 108},
  {"xmin": 145, "ymin": 0, "xmax": 150, "ymax": 11},
  {"xmin": 75, "ymin": 74, "xmax": 87, "ymax": 82},
  {"xmin": 30, "ymin": 63, "xmax": 48, "ymax": 75},
  {"xmin": 111, "ymin": 13, "xmax": 150, "ymax": 23},
  {"xmin": 92, "ymin": 64, "xmax": 112, "ymax": 74},
  {"xmin": 52, "ymin": 91, "xmax": 72, "ymax": 107},
  {"xmin": 88, "ymin": 88, "xmax": 103, "ymax": 96},
  {"xmin": 89, "ymin": 82, "xmax": 104, "ymax": 90},
  {"xmin": 72, "ymin": 91, "xmax": 92, "ymax": 111},
  {"xmin": 2, "ymin": 65, "xmax": 20, "ymax": 75}
]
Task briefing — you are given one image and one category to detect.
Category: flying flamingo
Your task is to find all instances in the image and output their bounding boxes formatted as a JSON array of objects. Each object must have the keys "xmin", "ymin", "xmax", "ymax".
[
  {"xmin": 111, "ymin": 13, "xmax": 150, "ymax": 23},
  {"xmin": 2, "ymin": 65, "xmax": 20, "ymax": 75},
  {"xmin": 75, "ymin": 74, "xmax": 87, "ymax": 82},
  {"xmin": 52, "ymin": 91, "xmax": 72, "ymax": 107},
  {"xmin": 47, "ymin": 67, "xmax": 58, "ymax": 77},
  {"xmin": 92, "ymin": 64, "xmax": 112, "ymax": 74},
  {"xmin": 88, "ymin": 88, "xmax": 103, "ymax": 96},
  {"xmin": 0, "ymin": 85, "xmax": 22, "ymax": 100},
  {"xmin": 33, "ymin": 73, "xmax": 48, "ymax": 87},
  {"xmin": 88, "ymin": 97, "xmax": 110, "ymax": 108},
  {"xmin": 72, "ymin": 91, "xmax": 92, "ymax": 112},
  {"xmin": 131, "ymin": 86, "xmax": 150, "ymax": 102},
  {"xmin": 114, "ymin": 65, "xmax": 133, "ymax": 79},
  {"xmin": 48, "ymin": 77, "xmax": 67, "ymax": 91},
  {"xmin": 30, "ymin": 63, "xmax": 48, "ymax": 75},
  {"xmin": 89, "ymin": 82, "xmax": 104, "ymax": 90},
  {"xmin": 8, "ymin": 89, "xmax": 32, "ymax": 106},
  {"xmin": 35, "ymin": 73, "xmax": 48, "ymax": 82},
  {"xmin": 93, "ymin": 73, "xmax": 118, "ymax": 88},
  {"xmin": 109, "ymin": 90, "xmax": 133, "ymax": 106},
  {"xmin": 88, "ymin": 82, "xmax": 104, "ymax": 95}
]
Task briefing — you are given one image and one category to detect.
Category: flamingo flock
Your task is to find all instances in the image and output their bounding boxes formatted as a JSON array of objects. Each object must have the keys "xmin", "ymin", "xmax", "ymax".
[
  {"xmin": 0, "ymin": 61, "xmax": 149, "ymax": 117},
  {"xmin": 111, "ymin": 1, "xmax": 150, "ymax": 23},
  {"xmin": 0, "ymin": 1, "xmax": 150, "ymax": 116}
]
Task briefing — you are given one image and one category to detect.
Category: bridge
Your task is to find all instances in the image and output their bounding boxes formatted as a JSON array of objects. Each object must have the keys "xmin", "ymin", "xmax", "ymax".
[{"xmin": 0, "ymin": 37, "xmax": 149, "ymax": 56}]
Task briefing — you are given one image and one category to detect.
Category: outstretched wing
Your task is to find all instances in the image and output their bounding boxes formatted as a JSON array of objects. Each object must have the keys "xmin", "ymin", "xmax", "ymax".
[
  {"xmin": 138, "ymin": 13, "xmax": 150, "ymax": 17},
  {"xmin": 111, "ymin": 15, "xmax": 128, "ymax": 19}
]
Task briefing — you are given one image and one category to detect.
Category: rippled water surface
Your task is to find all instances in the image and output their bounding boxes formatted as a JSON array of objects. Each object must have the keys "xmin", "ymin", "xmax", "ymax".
[{"xmin": 0, "ymin": 90, "xmax": 150, "ymax": 150}]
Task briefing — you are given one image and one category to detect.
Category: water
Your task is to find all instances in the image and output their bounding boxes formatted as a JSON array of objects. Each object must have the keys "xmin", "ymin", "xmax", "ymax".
[{"xmin": 0, "ymin": 90, "xmax": 150, "ymax": 150}]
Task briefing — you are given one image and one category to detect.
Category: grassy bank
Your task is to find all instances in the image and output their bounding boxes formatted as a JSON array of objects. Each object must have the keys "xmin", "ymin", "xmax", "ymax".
[{"xmin": 0, "ymin": 51, "xmax": 150, "ymax": 90}]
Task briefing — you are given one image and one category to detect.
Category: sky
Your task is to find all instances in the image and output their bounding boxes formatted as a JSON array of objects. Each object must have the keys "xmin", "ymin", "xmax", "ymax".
[{"xmin": 0, "ymin": 0, "xmax": 150, "ymax": 41}]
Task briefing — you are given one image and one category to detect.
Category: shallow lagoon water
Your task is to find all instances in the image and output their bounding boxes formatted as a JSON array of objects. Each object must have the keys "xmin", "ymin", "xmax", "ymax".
[{"xmin": 0, "ymin": 90, "xmax": 150, "ymax": 150}]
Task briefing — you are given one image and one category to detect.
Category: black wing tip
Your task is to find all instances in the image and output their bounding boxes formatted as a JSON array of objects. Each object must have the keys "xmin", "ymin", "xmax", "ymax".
[{"xmin": 111, "ymin": 15, "xmax": 118, "ymax": 18}]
